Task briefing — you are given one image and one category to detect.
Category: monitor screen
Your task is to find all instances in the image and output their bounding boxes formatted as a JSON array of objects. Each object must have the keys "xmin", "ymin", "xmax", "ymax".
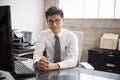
[{"xmin": 0, "ymin": 6, "xmax": 14, "ymax": 72}]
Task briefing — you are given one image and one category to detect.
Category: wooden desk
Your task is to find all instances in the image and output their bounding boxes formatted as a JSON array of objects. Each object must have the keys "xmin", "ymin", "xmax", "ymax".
[{"xmin": 13, "ymin": 46, "xmax": 34, "ymax": 59}]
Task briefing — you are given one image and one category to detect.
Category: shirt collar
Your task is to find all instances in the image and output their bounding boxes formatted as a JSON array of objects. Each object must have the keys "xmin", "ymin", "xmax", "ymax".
[{"xmin": 50, "ymin": 28, "xmax": 64, "ymax": 39}]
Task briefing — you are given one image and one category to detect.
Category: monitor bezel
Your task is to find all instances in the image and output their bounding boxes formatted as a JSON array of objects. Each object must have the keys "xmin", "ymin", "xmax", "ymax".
[{"xmin": 0, "ymin": 5, "xmax": 14, "ymax": 73}]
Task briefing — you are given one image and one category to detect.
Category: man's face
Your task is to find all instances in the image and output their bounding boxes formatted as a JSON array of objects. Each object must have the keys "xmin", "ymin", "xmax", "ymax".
[{"xmin": 47, "ymin": 14, "xmax": 63, "ymax": 34}]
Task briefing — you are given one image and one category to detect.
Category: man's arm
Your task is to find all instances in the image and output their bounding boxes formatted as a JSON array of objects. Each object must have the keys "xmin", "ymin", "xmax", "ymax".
[
  {"xmin": 33, "ymin": 32, "xmax": 45, "ymax": 65},
  {"xmin": 58, "ymin": 33, "xmax": 79, "ymax": 69}
]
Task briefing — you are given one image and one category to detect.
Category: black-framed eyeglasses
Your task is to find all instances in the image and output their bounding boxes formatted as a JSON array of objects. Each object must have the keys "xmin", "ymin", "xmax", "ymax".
[{"xmin": 47, "ymin": 19, "xmax": 61, "ymax": 25}]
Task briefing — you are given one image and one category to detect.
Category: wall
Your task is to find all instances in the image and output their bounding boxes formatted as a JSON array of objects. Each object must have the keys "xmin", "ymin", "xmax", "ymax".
[
  {"xmin": 44, "ymin": 0, "xmax": 120, "ymax": 62},
  {"xmin": 43, "ymin": 0, "xmax": 59, "ymax": 28},
  {"xmin": 0, "ymin": 0, "xmax": 44, "ymax": 41},
  {"xmin": 63, "ymin": 19, "xmax": 120, "ymax": 62}
]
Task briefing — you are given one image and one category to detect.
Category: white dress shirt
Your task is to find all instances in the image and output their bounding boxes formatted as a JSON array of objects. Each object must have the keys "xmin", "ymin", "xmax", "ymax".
[{"xmin": 33, "ymin": 28, "xmax": 79, "ymax": 69}]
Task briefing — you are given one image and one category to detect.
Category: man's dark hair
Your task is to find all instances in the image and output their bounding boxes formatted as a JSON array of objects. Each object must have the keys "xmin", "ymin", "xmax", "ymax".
[{"xmin": 45, "ymin": 6, "xmax": 64, "ymax": 20}]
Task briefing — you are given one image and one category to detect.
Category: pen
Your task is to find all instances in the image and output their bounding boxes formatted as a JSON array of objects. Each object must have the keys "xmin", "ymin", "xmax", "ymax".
[{"xmin": 65, "ymin": 46, "xmax": 67, "ymax": 49}]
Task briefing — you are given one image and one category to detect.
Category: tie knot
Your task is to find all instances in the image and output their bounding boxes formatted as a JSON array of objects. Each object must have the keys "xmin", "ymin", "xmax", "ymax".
[{"xmin": 54, "ymin": 35, "xmax": 59, "ymax": 40}]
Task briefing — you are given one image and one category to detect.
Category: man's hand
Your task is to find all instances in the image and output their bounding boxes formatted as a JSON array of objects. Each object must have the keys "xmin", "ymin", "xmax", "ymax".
[
  {"xmin": 36, "ymin": 57, "xmax": 50, "ymax": 71},
  {"xmin": 36, "ymin": 57, "xmax": 60, "ymax": 71}
]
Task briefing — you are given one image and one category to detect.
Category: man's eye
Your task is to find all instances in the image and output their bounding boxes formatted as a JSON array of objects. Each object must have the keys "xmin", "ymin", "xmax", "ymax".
[
  {"xmin": 49, "ymin": 20, "xmax": 53, "ymax": 22},
  {"xmin": 55, "ymin": 20, "xmax": 59, "ymax": 22},
  {"xmin": 48, "ymin": 20, "xmax": 53, "ymax": 23},
  {"xmin": 55, "ymin": 19, "xmax": 61, "ymax": 22}
]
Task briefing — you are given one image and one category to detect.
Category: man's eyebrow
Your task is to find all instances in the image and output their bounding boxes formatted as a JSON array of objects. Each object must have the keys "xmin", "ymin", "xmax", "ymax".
[{"xmin": 48, "ymin": 18, "xmax": 61, "ymax": 21}]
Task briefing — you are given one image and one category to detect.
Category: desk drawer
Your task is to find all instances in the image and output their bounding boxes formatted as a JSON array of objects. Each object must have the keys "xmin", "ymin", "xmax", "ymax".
[
  {"xmin": 104, "ymin": 63, "xmax": 120, "ymax": 73},
  {"xmin": 88, "ymin": 48, "xmax": 120, "ymax": 74}
]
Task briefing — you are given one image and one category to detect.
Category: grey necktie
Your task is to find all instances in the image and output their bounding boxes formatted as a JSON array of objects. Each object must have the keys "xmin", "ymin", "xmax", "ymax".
[{"xmin": 54, "ymin": 35, "xmax": 61, "ymax": 63}]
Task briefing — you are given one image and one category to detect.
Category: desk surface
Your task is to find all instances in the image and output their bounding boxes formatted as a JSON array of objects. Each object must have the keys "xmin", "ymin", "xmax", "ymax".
[
  {"xmin": 36, "ymin": 67, "xmax": 120, "ymax": 80},
  {"xmin": 15, "ymin": 59, "xmax": 120, "ymax": 80}
]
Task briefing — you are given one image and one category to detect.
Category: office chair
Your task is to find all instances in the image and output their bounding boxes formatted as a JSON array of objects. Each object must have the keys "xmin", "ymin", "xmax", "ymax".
[{"xmin": 72, "ymin": 31, "xmax": 94, "ymax": 70}]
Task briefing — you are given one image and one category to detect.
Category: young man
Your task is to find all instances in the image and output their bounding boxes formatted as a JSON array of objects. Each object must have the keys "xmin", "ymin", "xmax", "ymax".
[{"xmin": 33, "ymin": 6, "xmax": 79, "ymax": 71}]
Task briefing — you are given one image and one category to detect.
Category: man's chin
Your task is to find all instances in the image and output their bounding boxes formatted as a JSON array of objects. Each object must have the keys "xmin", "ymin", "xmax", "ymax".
[{"xmin": 52, "ymin": 30, "xmax": 59, "ymax": 34}]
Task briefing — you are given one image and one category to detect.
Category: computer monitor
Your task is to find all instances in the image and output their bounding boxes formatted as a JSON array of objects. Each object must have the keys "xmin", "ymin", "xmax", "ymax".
[{"xmin": 0, "ymin": 6, "xmax": 14, "ymax": 73}]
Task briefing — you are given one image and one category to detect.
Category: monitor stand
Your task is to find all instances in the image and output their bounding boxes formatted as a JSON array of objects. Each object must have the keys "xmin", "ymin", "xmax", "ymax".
[
  {"xmin": 0, "ymin": 72, "xmax": 5, "ymax": 79},
  {"xmin": 0, "ymin": 70, "xmax": 15, "ymax": 80}
]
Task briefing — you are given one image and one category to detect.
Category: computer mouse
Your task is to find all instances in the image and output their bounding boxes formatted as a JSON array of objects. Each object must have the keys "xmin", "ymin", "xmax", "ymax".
[{"xmin": 78, "ymin": 62, "xmax": 94, "ymax": 70}]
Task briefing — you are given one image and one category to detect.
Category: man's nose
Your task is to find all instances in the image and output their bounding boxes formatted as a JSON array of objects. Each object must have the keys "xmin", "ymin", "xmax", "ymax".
[{"xmin": 52, "ymin": 22, "xmax": 57, "ymax": 26}]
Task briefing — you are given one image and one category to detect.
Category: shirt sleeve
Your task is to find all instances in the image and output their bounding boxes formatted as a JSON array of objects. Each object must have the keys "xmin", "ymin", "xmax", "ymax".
[
  {"xmin": 58, "ymin": 33, "xmax": 79, "ymax": 69},
  {"xmin": 33, "ymin": 32, "xmax": 45, "ymax": 64}
]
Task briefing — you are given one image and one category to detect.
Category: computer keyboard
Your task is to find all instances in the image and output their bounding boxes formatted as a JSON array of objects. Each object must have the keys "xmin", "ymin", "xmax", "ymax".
[{"xmin": 14, "ymin": 61, "xmax": 35, "ymax": 76}]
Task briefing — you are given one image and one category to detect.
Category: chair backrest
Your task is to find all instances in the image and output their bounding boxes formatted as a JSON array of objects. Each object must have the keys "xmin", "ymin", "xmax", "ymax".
[{"xmin": 72, "ymin": 31, "xmax": 84, "ymax": 66}]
